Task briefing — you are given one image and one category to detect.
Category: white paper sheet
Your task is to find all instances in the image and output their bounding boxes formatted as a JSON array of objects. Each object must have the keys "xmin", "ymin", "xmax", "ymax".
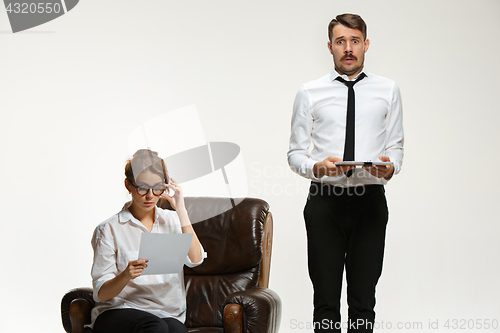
[{"xmin": 138, "ymin": 233, "xmax": 193, "ymax": 275}]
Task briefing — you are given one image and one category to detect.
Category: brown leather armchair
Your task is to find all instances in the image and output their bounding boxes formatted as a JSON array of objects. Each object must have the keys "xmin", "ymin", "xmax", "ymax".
[{"xmin": 61, "ymin": 197, "xmax": 281, "ymax": 333}]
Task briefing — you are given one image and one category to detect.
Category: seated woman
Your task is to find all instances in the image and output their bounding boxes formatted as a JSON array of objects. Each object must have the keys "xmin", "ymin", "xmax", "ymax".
[{"xmin": 90, "ymin": 149, "xmax": 205, "ymax": 333}]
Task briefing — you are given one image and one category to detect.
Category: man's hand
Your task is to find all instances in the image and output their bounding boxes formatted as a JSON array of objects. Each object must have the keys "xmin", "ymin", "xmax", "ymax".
[
  {"xmin": 362, "ymin": 156, "xmax": 394, "ymax": 180},
  {"xmin": 313, "ymin": 156, "xmax": 355, "ymax": 178}
]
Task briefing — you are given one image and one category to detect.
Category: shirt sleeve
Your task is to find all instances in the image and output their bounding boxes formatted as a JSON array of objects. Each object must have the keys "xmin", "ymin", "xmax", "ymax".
[
  {"xmin": 90, "ymin": 223, "xmax": 117, "ymax": 303},
  {"xmin": 287, "ymin": 85, "xmax": 320, "ymax": 179},
  {"xmin": 384, "ymin": 82, "xmax": 404, "ymax": 174}
]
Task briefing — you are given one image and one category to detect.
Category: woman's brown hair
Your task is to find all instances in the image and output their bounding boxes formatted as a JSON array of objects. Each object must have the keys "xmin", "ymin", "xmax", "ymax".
[{"xmin": 124, "ymin": 149, "xmax": 169, "ymax": 185}]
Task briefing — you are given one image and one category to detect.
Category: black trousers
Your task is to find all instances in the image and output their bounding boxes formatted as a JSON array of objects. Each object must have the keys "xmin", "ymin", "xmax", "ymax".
[
  {"xmin": 304, "ymin": 183, "xmax": 389, "ymax": 332},
  {"xmin": 93, "ymin": 309, "xmax": 188, "ymax": 333}
]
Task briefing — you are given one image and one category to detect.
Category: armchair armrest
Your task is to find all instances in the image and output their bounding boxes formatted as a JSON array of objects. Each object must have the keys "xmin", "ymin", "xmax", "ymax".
[
  {"xmin": 223, "ymin": 287, "xmax": 281, "ymax": 333},
  {"xmin": 61, "ymin": 287, "xmax": 94, "ymax": 333}
]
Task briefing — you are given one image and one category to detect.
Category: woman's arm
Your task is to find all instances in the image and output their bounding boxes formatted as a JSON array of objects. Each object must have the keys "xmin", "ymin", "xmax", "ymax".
[
  {"xmin": 97, "ymin": 259, "xmax": 148, "ymax": 302},
  {"xmin": 163, "ymin": 180, "xmax": 203, "ymax": 263},
  {"xmin": 177, "ymin": 207, "xmax": 203, "ymax": 263}
]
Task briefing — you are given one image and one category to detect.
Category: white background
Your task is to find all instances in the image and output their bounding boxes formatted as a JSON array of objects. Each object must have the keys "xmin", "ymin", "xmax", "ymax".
[{"xmin": 1, "ymin": 0, "xmax": 499, "ymax": 332}]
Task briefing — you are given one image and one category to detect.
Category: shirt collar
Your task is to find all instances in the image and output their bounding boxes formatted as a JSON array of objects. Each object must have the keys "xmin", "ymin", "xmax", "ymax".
[
  {"xmin": 118, "ymin": 201, "xmax": 164, "ymax": 225},
  {"xmin": 330, "ymin": 68, "xmax": 369, "ymax": 82}
]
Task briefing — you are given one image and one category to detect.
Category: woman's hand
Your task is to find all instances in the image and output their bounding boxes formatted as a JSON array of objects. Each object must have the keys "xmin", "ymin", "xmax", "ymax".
[
  {"xmin": 122, "ymin": 259, "xmax": 148, "ymax": 280},
  {"xmin": 98, "ymin": 259, "xmax": 148, "ymax": 301},
  {"xmin": 161, "ymin": 179, "xmax": 185, "ymax": 211}
]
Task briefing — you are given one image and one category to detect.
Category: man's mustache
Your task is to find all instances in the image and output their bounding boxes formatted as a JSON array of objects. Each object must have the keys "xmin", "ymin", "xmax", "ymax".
[{"xmin": 341, "ymin": 54, "xmax": 357, "ymax": 61}]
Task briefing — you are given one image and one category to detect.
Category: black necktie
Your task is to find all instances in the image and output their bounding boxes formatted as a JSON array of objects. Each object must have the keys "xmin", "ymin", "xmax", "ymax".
[{"xmin": 335, "ymin": 73, "xmax": 366, "ymax": 177}]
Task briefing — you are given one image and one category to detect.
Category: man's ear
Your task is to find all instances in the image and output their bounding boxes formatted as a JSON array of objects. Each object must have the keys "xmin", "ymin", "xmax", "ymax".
[
  {"xmin": 124, "ymin": 179, "xmax": 131, "ymax": 193},
  {"xmin": 364, "ymin": 38, "xmax": 370, "ymax": 53},
  {"xmin": 327, "ymin": 40, "xmax": 333, "ymax": 55}
]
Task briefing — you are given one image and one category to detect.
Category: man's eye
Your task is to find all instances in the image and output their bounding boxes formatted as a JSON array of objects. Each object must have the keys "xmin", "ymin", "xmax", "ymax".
[
  {"xmin": 337, "ymin": 40, "xmax": 344, "ymax": 44},
  {"xmin": 353, "ymin": 40, "xmax": 359, "ymax": 44}
]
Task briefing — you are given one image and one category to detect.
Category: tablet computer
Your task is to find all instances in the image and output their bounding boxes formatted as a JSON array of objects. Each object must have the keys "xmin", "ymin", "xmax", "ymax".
[{"xmin": 334, "ymin": 161, "xmax": 393, "ymax": 167}]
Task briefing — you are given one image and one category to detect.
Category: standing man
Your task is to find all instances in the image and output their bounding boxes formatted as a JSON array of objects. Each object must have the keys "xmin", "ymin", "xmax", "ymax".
[{"xmin": 287, "ymin": 14, "xmax": 404, "ymax": 332}]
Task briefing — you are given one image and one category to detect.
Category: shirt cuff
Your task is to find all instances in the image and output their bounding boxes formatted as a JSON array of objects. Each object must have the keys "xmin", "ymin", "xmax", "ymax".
[
  {"xmin": 304, "ymin": 159, "xmax": 320, "ymax": 180},
  {"xmin": 385, "ymin": 154, "xmax": 402, "ymax": 175},
  {"xmin": 92, "ymin": 274, "xmax": 115, "ymax": 302},
  {"xmin": 185, "ymin": 243, "xmax": 207, "ymax": 268}
]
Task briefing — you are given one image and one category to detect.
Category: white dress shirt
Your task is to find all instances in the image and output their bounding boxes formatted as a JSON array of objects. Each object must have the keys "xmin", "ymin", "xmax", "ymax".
[
  {"xmin": 90, "ymin": 202, "xmax": 206, "ymax": 327},
  {"xmin": 288, "ymin": 69, "xmax": 404, "ymax": 187}
]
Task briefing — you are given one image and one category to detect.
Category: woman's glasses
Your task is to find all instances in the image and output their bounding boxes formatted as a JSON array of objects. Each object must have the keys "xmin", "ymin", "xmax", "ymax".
[{"xmin": 131, "ymin": 183, "xmax": 167, "ymax": 196}]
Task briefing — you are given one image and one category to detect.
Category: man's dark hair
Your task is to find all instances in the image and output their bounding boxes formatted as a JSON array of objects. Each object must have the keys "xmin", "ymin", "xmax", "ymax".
[{"xmin": 328, "ymin": 13, "xmax": 367, "ymax": 41}]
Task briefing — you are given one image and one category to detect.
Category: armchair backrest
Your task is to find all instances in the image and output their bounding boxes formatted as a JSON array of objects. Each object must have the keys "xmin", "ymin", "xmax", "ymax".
[{"xmin": 157, "ymin": 197, "xmax": 273, "ymax": 329}]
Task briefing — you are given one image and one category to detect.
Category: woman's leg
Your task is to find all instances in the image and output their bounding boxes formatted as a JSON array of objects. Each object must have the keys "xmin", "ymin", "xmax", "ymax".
[
  {"xmin": 161, "ymin": 318, "xmax": 188, "ymax": 333},
  {"xmin": 93, "ymin": 309, "xmax": 169, "ymax": 333}
]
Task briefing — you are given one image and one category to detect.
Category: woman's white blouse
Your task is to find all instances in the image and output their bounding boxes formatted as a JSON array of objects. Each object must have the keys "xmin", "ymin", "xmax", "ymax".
[{"xmin": 90, "ymin": 202, "xmax": 206, "ymax": 327}]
